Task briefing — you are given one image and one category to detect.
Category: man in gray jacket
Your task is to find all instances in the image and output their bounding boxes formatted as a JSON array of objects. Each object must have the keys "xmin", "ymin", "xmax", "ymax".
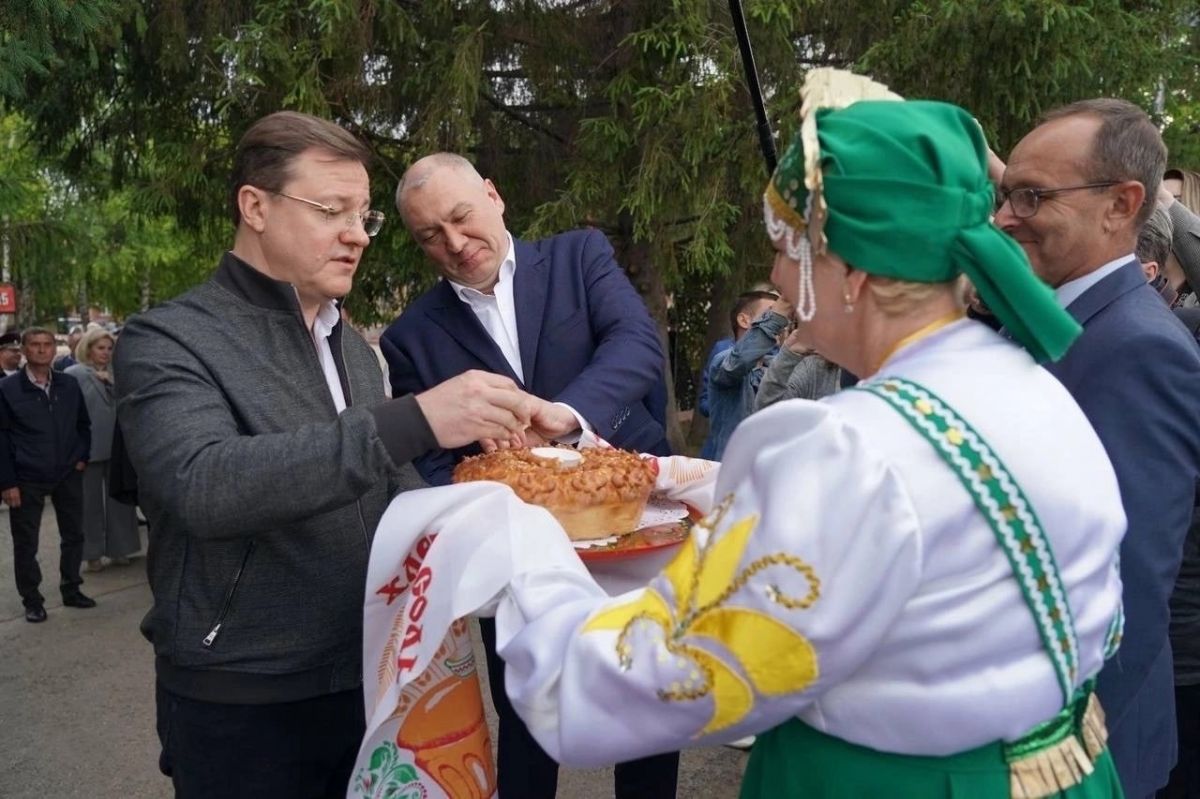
[{"xmin": 115, "ymin": 111, "xmax": 530, "ymax": 799}]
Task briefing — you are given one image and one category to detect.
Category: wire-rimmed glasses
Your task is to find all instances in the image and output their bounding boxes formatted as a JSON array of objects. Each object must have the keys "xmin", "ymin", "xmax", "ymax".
[
  {"xmin": 995, "ymin": 182, "xmax": 1120, "ymax": 219},
  {"xmin": 274, "ymin": 191, "xmax": 385, "ymax": 237}
]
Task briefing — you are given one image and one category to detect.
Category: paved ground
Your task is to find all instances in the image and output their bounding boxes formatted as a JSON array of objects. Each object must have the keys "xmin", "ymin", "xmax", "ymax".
[{"xmin": 0, "ymin": 506, "xmax": 746, "ymax": 798}]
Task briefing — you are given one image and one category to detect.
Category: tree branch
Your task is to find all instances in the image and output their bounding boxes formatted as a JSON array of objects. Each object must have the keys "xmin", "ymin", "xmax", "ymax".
[
  {"xmin": 550, "ymin": 0, "xmax": 605, "ymax": 13},
  {"xmin": 478, "ymin": 89, "xmax": 568, "ymax": 144}
]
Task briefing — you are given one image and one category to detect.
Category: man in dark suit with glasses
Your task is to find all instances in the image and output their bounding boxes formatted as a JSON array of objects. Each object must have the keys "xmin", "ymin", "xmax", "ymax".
[{"xmin": 994, "ymin": 98, "xmax": 1200, "ymax": 799}]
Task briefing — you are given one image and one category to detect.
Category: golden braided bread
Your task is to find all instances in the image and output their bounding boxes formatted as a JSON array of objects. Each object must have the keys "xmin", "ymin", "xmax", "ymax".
[{"xmin": 452, "ymin": 447, "xmax": 655, "ymax": 540}]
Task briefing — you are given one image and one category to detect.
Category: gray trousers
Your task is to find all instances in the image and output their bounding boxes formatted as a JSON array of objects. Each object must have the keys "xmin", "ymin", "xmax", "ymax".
[{"xmin": 81, "ymin": 460, "xmax": 140, "ymax": 561}]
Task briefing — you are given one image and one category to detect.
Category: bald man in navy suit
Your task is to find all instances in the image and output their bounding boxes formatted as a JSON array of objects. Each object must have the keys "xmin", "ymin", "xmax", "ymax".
[{"xmin": 381, "ymin": 153, "xmax": 676, "ymax": 799}]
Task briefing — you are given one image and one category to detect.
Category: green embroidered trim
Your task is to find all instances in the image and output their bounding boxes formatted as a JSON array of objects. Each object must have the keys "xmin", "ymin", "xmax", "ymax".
[
  {"xmin": 854, "ymin": 377, "xmax": 1079, "ymax": 704},
  {"xmin": 1103, "ymin": 603, "xmax": 1123, "ymax": 661}
]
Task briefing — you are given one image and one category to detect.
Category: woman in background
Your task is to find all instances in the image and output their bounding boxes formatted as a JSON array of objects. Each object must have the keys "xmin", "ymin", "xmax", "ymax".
[{"xmin": 67, "ymin": 328, "xmax": 139, "ymax": 571}]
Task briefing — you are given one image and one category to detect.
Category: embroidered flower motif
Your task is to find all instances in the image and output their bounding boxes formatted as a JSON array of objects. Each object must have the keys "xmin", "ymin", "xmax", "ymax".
[
  {"xmin": 353, "ymin": 741, "xmax": 426, "ymax": 799},
  {"xmin": 582, "ymin": 496, "xmax": 821, "ymax": 736}
]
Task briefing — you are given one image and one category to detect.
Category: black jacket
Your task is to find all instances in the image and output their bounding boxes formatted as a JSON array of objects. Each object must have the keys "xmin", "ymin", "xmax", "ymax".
[{"xmin": 0, "ymin": 369, "xmax": 91, "ymax": 489}]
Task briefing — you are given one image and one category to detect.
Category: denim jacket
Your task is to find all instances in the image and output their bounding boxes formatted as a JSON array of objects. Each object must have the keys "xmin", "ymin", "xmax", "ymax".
[{"xmin": 700, "ymin": 310, "xmax": 787, "ymax": 460}]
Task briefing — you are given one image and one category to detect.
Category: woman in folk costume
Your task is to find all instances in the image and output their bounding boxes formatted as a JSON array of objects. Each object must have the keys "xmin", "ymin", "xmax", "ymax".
[{"xmin": 489, "ymin": 70, "xmax": 1127, "ymax": 798}]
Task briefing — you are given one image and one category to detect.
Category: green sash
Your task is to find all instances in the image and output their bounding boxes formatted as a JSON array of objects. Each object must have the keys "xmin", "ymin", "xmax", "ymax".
[{"xmin": 855, "ymin": 377, "xmax": 1083, "ymax": 701}]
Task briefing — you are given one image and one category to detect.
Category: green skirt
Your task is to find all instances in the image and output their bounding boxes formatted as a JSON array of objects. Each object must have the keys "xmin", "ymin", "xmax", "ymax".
[{"xmin": 740, "ymin": 718, "xmax": 1124, "ymax": 799}]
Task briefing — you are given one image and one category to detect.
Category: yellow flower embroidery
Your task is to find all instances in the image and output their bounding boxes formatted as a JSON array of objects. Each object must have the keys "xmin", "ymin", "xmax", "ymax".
[{"xmin": 582, "ymin": 496, "xmax": 820, "ymax": 736}]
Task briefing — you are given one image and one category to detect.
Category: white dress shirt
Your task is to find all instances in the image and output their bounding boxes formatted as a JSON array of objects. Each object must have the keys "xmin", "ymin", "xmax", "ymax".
[
  {"xmin": 1055, "ymin": 253, "xmax": 1135, "ymax": 309},
  {"xmin": 448, "ymin": 236, "xmax": 524, "ymax": 384},
  {"xmin": 311, "ymin": 299, "xmax": 347, "ymax": 414},
  {"xmin": 448, "ymin": 235, "xmax": 591, "ymax": 436}
]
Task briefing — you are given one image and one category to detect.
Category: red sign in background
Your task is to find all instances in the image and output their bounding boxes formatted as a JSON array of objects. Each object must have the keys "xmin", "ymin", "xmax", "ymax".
[{"xmin": 0, "ymin": 284, "xmax": 16, "ymax": 314}]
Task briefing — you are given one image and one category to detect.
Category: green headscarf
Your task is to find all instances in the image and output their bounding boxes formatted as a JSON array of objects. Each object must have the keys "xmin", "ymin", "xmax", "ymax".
[{"xmin": 764, "ymin": 80, "xmax": 1081, "ymax": 362}]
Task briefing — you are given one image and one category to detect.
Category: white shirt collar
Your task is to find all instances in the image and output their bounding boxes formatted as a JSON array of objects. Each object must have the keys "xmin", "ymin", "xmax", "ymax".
[
  {"xmin": 448, "ymin": 234, "xmax": 516, "ymax": 300},
  {"xmin": 311, "ymin": 299, "xmax": 342, "ymax": 341},
  {"xmin": 309, "ymin": 299, "xmax": 347, "ymax": 414},
  {"xmin": 444, "ymin": 233, "xmax": 524, "ymax": 384},
  {"xmin": 25, "ymin": 365, "xmax": 51, "ymax": 392},
  {"xmin": 1054, "ymin": 254, "xmax": 1136, "ymax": 309}
]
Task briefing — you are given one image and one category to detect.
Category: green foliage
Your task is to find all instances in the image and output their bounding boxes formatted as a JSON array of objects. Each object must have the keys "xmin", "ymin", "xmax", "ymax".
[
  {"xmin": 1161, "ymin": 13, "xmax": 1200, "ymax": 169},
  {"xmin": 0, "ymin": 111, "xmax": 105, "ymax": 326},
  {"xmin": 1165, "ymin": 100, "xmax": 1200, "ymax": 170},
  {"xmin": 840, "ymin": 0, "xmax": 1198, "ymax": 154},
  {"xmin": 0, "ymin": 112, "xmax": 210, "ymax": 325},
  {"xmin": 0, "ymin": 0, "xmax": 128, "ymax": 99}
]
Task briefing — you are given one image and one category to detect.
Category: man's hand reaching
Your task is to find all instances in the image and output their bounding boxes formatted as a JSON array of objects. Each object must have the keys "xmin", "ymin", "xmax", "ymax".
[
  {"xmin": 415, "ymin": 370, "xmax": 531, "ymax": 450},
  {"xmin": 478, "ymin": 427, "xmax": 550, "ymax": 454},
  {"xmin": 527, "ymin": 398, "xmax": 582, "ymax": 441}
]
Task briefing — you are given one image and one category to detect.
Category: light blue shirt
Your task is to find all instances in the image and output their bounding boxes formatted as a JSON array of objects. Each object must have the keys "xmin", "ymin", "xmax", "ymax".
[{"xmin": 1055, "ymin": 254, "xmax": 1136, "ymax": 309}]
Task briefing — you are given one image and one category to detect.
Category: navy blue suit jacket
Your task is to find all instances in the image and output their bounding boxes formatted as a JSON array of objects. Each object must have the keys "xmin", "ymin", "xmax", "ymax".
[
  {"xmin": 1046, "ymin": 259, "xmax": 1200, "ymax": 797},
  {"xmin": 381, "ymin": 228, "xmax": 669, "ymax": 486}
]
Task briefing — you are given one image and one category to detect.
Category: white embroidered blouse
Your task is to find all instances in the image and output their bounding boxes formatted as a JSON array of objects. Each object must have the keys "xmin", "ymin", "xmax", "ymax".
[{"xmin": 489, "ymin": 320, "xmax": 1125, "ymax": 765}]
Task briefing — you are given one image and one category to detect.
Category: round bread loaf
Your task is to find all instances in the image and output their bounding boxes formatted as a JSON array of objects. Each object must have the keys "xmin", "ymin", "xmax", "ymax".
[{"xmin": 452, "ymin": 447, "xmax": 655, "ymax": 540}]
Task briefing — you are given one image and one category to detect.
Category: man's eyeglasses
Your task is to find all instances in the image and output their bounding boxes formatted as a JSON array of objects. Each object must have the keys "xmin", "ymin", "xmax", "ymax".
[
  {"xmin": 995, "ymin": 182, "xmax": 1120, "ymax": 219},
  {"xmin": 273, "ymin": 191, "xmax": 385, "ymax": 237}
]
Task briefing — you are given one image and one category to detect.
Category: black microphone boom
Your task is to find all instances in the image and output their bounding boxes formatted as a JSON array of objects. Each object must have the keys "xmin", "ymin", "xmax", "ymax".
[{"xmin": 728, "ymin": 0, "xmax": 777, "ymax": 175}]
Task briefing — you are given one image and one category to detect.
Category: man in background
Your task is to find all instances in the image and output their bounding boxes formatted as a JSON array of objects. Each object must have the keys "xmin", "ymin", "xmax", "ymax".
[
  {"xmin": 702, "ymin": 289, "xmax": 791, "ymax": 460},
  {"xmin": 0, "ymin": 331, "xmax": 22, "ymax": 376},
  {"xmin": 382, "ymin": 152, "xmax": 677, "ymax": 799},
  {"xmin": 694, "ymin": 335, "xmax": 732, "ymax": 430},
  {"xmin": 995, "ymin": 98, "xmax": 1200, "ymax": 798},
  {"xmin": 1136, "ymin": 204, "xmax": 1176, "ymax": 304},
  {"xmin": 0, "ymin": 327, "xmax": 92, "ymax": 624}
]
